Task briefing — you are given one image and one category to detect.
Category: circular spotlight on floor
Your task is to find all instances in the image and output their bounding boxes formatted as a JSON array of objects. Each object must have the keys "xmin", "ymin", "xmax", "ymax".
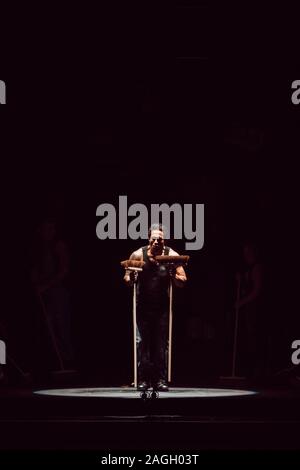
[{"xmin": 34, "ymin": 387, "xmax": 257, "ymax": 399}]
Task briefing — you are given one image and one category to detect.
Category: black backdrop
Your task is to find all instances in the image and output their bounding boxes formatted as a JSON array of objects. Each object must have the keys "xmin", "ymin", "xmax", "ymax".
[{"xmin": 1, "ymin": 2, "xmax": 300, "ymax": 384}]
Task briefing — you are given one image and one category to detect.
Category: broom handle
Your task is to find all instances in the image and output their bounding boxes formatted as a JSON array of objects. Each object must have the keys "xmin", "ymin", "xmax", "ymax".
[
  {"xmin": 232, "ymin": 277, "xmax": 241, "ymax": 377},
  {"xmin": 133, "ymin": 281, "xmax": 137, "ymax": 388},
  {"xmin": 168, "ymin": 279, "xmax": 173, "ymax": 383}
]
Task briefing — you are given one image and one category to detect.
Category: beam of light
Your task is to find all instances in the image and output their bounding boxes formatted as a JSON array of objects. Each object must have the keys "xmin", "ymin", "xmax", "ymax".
[{"xmin": 34, "ymin": 387, "xmax": 257, "ymax": 399}]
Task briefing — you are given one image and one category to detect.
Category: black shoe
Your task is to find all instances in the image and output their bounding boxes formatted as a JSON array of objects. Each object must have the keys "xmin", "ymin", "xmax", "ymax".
[
  {"xmin": 156, "ymin": 380, "xmax": 169, "ymax": 391},
  {"xmin": 137, "ymin": 381, "xmax": 150, "ymax": 391}
]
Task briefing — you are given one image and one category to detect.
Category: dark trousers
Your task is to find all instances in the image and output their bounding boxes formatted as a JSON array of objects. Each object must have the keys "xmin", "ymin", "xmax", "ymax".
[
  {"xmin": 136, "ymin": 306, "xmax": 168, "ymax": 383},
  {"xmin": 237, "ymin": 303, "xmax": 267, "ymax": 377},
  {"xmin": 41, "ymin": 287, "xmax": 74, "ymax": 363}
]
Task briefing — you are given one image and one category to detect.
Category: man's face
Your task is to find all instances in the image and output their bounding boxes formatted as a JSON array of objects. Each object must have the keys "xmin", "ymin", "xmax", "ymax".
[{"xmin": 149, "ymin": 229, "xmax": 165, "ymax": 255}]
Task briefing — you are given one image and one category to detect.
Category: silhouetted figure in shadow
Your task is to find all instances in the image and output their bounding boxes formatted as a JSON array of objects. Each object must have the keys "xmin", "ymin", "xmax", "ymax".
[
  {"xmin": 0, "ymin": 321, "xmax": 6, "ymax": 383},
  {"xmin": 0, "ymin": 309, "xmax": 31, "ymax": 385},
  {"xmin": 235, "ymin": 240, "xmax": 268, "ymax": 380},
  {"xmin": 30, "ymin": 218, "xmax": 74, "ymax": 374}
]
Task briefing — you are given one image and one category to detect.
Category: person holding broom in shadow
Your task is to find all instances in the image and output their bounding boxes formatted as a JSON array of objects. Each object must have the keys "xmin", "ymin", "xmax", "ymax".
[{"xmin": 30, "ymin": 218, "xmax": 74, "ymax": 377}]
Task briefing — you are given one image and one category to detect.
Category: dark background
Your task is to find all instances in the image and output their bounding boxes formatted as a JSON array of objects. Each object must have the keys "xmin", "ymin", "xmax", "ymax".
[{"xmin": 1, "ymin": 2, "xmax": 300, "ymax": 385}]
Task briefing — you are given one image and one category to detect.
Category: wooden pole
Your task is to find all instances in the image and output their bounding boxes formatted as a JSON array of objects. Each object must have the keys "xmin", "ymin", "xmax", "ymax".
[
  {"xmin": 168, "ymin": 279, "xmax": 173, "ymax": 383},
  {"xmin": 231, "ymin": 277, "xmax": 241, "ymax": 377},
  {"xmin": 133, "ymin": 281, "xmax": 137, "ymax": 388}
]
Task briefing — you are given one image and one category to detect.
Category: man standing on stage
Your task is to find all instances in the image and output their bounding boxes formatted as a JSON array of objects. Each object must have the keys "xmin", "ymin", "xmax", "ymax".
[{"xmin": 124, "ymin": 224, "xmax": 187, "ymax": 391}]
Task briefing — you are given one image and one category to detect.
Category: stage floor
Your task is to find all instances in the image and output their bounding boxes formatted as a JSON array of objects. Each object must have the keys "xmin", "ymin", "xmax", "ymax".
[{"xmin": 1, "ymin": 383, "xmax": 300, "ymax": 450}]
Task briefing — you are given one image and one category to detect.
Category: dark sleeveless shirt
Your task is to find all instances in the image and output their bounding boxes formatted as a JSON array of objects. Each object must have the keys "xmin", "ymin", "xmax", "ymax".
[{"xmin": 136, "ymin": 246, "xmax": 170, "ymax": 311}]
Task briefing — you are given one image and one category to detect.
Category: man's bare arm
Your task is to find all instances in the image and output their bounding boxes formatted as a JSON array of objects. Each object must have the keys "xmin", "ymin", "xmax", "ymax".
[
  {"xmin": 168, "ymin": 248, "xmax": 187, "ymax": 287},
  {"xmin": 123, "ymin": 248, "xmax": 143, "ymax": 285}
]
